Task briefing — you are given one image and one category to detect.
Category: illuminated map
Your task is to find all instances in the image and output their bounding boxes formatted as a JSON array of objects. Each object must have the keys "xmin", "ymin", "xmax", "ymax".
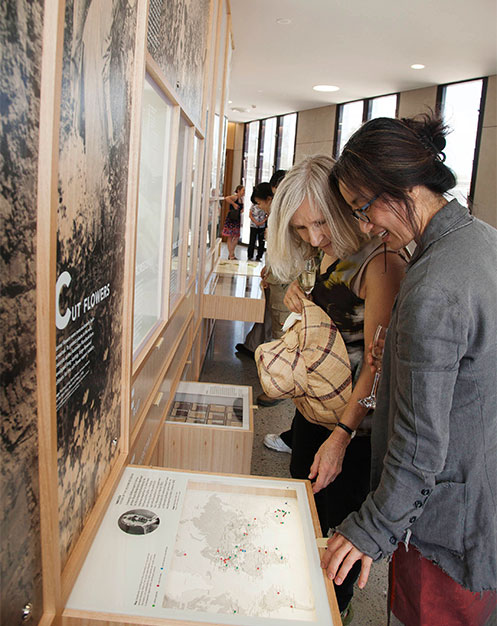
[{"xmin": 163, "ymin": 483, "xmax": 316, "ymax": 621}]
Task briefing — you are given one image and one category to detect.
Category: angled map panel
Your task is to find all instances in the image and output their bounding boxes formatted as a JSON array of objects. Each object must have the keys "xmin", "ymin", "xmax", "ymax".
[{"xmin": 66, "ymin": 467, "xmax": 333, "ymax": 625}]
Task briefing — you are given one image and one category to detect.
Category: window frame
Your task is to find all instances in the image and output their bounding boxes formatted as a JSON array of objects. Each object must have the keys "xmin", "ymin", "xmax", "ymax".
[
  {"xmin": 241, "ymin": 112, "xmax": 298, "ymax": 187},
  {"xmin": 334, "ymin": 92, "xmax": 399, "ymax": 157},
  {"xmin": 437, "ymin": 76, "xmax": 487, "ymax": 207}
]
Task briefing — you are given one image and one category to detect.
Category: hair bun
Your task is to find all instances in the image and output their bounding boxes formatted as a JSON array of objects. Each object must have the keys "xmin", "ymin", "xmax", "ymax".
[{"xmin": 432, "ymin": 135, "xmax": 446, "ymax": 153}]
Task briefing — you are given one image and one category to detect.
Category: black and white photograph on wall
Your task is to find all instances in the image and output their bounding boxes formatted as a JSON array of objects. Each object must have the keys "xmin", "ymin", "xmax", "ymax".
[
  {"xmin": 147, "ymin": 0, "xmax": 210, "ymax": 127},
  {"xmin": 56, "ymin": 0, "xmax": 139, "ymax": 566}
]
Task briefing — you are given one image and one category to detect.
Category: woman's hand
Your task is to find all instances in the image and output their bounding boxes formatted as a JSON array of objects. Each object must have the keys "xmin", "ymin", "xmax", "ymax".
[
  {"xmin": 365, "ymin": 335, "xmax": 385, "ymax": 373},
  {"xmin": 260, "ymin": 265, "xmax": 268, "ymax": 289},
  {"xmin": 321, "ymin": 533, "xmax": 373, "ymax": 589},
  {"xmin": 308, "ymin": 429, "xmax": 349, "ymax": 493},
  {"xmin": 283, "ymin": 280, "xmax": 307, "ymax": 313}
]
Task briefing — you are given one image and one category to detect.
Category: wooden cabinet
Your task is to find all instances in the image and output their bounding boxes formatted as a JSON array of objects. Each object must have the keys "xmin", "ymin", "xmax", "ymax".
[
  {"xmin": 155, "ymin": 381, "xmax": 254, "ymax": 474},
  {"xmin": 203, "ymin": 259, "xmax": 265, "ymax": 323}
]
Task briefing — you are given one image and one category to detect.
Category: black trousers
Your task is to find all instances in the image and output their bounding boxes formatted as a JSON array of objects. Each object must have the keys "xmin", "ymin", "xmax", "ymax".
[
  {"xmin": 247, "ymin": 227, "xmax": 266, "ymax": 260},
  {"xmin": 289, "ymin": 409, "xmax": 371, "ymax": 612}
]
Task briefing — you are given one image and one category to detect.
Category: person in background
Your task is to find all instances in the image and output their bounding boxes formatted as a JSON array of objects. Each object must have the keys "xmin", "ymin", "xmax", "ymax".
[
  {"xmin": 317, "ymin": 114, "xmax": 497, "ymax": 626},
  {"xmin": 269, "ymin": 169, "xmax": 286, "ymax": 191},
  {"xmin": 235, "ymin": 172, "xmax": 289, "ymax": 368},
  {"xmin": 247, "ymin": 183, "xmax": 271, "ymax": 261},
  {"xmin": 265, "ymin": 155, "xmax": 407, "ymax": 621},
  {"xmin": 222, "ymin": 184, "xmax": 244, "ymax": 260}
]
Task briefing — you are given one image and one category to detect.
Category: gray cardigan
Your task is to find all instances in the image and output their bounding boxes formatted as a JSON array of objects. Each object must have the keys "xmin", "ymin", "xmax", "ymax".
[{"xmin": 338, "ymin": 199, "xmax": 497, "ymax": 592}]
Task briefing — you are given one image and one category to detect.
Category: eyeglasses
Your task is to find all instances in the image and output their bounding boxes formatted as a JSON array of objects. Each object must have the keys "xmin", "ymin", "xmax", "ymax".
[{"xmin": 351, "ymin": 195, "xmax": 378, "ymax": 223}]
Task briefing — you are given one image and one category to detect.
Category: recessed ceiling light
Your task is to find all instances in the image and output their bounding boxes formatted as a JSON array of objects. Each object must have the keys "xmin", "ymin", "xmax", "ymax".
[
  {"xmin": 411, "ymin": 64, "xmax": 425, "ymax": 70},
  {"xmin": 313, "ymin": 85, "xmax": 340, "ymax": 92},
  {"xmin": 228, "ymin": 100, "xmax": 232, "ymax": 104},
  {"xmin": 276, "ymin": 17, "xmax": 292, "ymax": 25}
]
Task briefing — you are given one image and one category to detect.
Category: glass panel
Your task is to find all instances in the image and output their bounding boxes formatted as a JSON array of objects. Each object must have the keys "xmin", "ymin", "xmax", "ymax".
[
  {"xmin": 200, "ymin": 0, "xmax": 218, "ymax": 254},
  {"xmin": 187, "ymin": 135, "xmax": 199, "ymax": 280},
  {"xmin": 259, "ymin": 116, "xmax": 277, "ymax": 183},
  {"xmin": 241, "ymin": 120, "xmax": 259, "ymax": 244},
  {"xmin": 219, "ymin": 116, "xmax": 229, "ymax": 200},
  {"xmin": 210, "ymin": 4, "xmax": 227, "ymax": 198},
  {"xmin": 215, "ymin": 116, "xmax": 229, "ymax": 240},
  {"xmin": 210, "ymin": 113, "xmax": 220, "ymax": 194},
  {"xmin": 167, "ymin": 389, "xmax": 245, "ymax": 428},
  {"xmin": 133, "ymin": 75, "xmax": 173, "ymax": 355},
  {"xmin": 442, "ymin": 79, "xmax": 483, "ymax": 206},
  {"xmin": 169, "ymin": 115, "xmax": 189, "ymax": 312},
  {"xmin": 277, "ymin": 113, "xmax": 297, "ymax": 170},
  {"xmin": 368, "ymin": 94, "xmax": 397, "ymax": 120},
  {"xmin": 337, "ymin": 100, "xmax": 364, "ymax": 155}
]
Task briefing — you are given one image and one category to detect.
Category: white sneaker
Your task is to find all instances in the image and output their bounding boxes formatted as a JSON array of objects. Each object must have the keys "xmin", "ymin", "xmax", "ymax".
[{"xmin": 263, "ymin": 433, "xmax": 292, "ymax": 453}]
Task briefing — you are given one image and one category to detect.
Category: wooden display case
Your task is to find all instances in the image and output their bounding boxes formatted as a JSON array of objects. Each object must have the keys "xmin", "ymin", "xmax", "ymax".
[
  {"xmin": 203, "ymin": 259, "xmax": 265, "ymax": 323},
  {"xmin": 155, "ymin": 381, "xmax": 254, "ymax": 474},
  {"xmin": 62, "ymin": 466, "xmax": 341, "ymax": 625}
]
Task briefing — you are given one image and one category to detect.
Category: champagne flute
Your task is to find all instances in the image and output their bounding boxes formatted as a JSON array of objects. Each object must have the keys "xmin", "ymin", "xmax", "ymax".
[
  {"xmin": 358, "ymin": 324, "xmax": 387, "ymax": 410},
  {"xmin": 298, "ymin": 258, "xmax": 317, "ymax": 296}
]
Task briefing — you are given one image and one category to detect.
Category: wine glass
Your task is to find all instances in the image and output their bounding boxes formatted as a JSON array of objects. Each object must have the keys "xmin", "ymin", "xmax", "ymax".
[
  {"xmin": 297, "ymin": 258, "xmax": 317, "ymax": 296},
  {"xmin": 358, "ymin": 324, "xmax": 387, "ymax": 410}
]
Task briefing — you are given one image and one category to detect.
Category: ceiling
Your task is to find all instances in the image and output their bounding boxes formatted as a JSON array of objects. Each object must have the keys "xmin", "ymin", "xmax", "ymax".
[{"xmin": 227, "ymin": 0, "xmax": 497, "ymax": 123}]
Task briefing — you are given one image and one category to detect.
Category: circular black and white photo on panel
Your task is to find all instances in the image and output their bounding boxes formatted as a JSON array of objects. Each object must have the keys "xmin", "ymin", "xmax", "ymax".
[{"xmin": 118, "ymin": 509, "xmax": 160, "ymax": 535}]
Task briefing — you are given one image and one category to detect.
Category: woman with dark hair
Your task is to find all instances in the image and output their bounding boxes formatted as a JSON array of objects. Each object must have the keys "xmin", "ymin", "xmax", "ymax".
[
  {"xmin": 248, "ymin": 182, "xmax": 273, "ymax": 261},
  {"xmin": 222, "ymin": 184, "xmax": 244, "ymax": 259},
  {"xmin": 317, "ymin": 114, "xmax": 497, "ymax": 625}
]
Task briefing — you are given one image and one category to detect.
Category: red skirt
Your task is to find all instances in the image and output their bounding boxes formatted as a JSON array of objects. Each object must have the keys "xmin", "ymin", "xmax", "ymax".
[{"xmin": 390, "ymin": 544, "xmax": 496, "ymax": 626}]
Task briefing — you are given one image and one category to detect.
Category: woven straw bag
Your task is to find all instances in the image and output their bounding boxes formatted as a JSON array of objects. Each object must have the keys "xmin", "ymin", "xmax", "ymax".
[{"xmin": 255, "ymin": 299, "xmax": 352, "ymax": 428}]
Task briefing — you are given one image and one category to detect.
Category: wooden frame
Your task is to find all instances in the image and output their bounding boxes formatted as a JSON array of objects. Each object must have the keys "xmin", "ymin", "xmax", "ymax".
[
  {"xmin": 36, "ymin": 0, "xmax": 150, "ymax": 621},
  {"xmin": 132, "ymin": 54, "xmax": 206, "ymax": 375},
  {"xmin": 37, "ymin": 1, "xmax": 66, "ymax": 621}
]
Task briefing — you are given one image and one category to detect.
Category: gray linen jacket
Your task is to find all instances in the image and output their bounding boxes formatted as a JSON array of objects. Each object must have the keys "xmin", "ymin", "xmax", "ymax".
[{"xmin": 338, "ymin": 199, "xmax": 497, "ymax": 592}]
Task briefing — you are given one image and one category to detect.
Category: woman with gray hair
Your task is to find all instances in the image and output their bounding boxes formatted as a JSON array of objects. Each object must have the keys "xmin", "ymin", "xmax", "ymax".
[{"xmin": 264, "ymin": 155, "xmax": 407, "ymax": 619}]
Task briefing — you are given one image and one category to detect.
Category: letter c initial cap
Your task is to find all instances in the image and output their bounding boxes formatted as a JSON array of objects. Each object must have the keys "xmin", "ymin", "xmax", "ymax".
[{"xmin": 56, "ymin": 271, "xmax": 71, "ymax": 330}]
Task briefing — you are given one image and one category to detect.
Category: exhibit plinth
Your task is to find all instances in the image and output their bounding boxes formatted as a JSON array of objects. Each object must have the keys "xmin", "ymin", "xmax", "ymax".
[
  {"xmin": 156, "ymin": 382, "xmax": 253, "ymax": 474},
  {"xmin": 203, "ymin": 260, "xmax": 265, "ymax": 323},
  {"xmin": 63, "ymin": 467, "xmax": 341, "ymax": 625}
]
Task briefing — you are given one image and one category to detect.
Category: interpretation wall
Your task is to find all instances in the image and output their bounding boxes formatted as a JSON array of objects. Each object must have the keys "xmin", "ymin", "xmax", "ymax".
[
  {"xmin": 0, "ymin": 2, "xmax": 44, "ymax": 624},
  {"xmin": 0, "ymin": 0, "xmax": 233, "ymax": 623}
]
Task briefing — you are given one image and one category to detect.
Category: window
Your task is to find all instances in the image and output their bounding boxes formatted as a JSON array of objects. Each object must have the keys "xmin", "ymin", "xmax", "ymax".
[
  {"xmin": 335, "ymin": 94, "xmax": 399, "ymax": 156},
  {"xmin": 241, "ymin": 120, "xmax": 260, "ymax": 243},
  {"xmin": 335, "ymin": 100, "xmax": 364, "ymax": 156},
  {"xmin": 276, "ymin": 113, "xmax": 297, "ymax": 170},
  {"xmin": 258, "ymin": 117, "xmax": 277, "ymax": 183},
  {"xmin": 367, "ymin": 94, "xmax": 398, "ymax": 120},
  {"xmin": 440, "ymin": 79, "xmax": 485, "ymax": 206},
  {"xmin": 240, "ymin": 113, "xmax": 297, "ymax": 243}
]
